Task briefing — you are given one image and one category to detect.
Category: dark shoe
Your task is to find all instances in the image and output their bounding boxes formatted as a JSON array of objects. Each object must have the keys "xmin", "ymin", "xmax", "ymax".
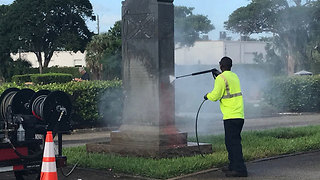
[
  {"xmin": 225, "ymin": 170, "xmax": 248, "ymax": 177},
  {"xmin": 221, "ymin": 166, "xmax": 232, "ymax": 173}
]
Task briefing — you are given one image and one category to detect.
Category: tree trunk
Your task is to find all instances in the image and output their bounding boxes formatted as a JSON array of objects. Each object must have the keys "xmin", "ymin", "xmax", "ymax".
[
  {"xmin": 35, "ymin": 52, "xmax": 43, "ymax": 74},
  {"xmin": 287, "ymin": 52, "xmax": 295, "ymax": 75},
  {"xmin": 283, "ymin": 36, "xmax": 296, "ymax": 75},
  {"xmin": 91, "ymin": 67, "xmax": 101, "ymax": 80},
  {"xmin": 293, "ymin": 0, "xmax": 301, "ymax": 6},
  {"xmin": 44, "ymin": 51, "xmax": 54, "ymax": 67}
]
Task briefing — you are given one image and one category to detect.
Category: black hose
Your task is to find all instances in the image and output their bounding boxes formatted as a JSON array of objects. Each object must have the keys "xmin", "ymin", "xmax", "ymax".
[
  {"xmin": 32, "ymin": 95, "xmax": 47, "ymax": 120},
  {"xmin": 195, "ymin": 99, "xmax": 207, "ymax": 158},
  {"xmin": 1, "ymin": 91, "xmax": 16, "ymax": 122},
  {"xmin": 7, "ymin": 140, "xmax": 43, "ymax": 160},
  {"xmin": 59, "ymin": 161, "xmax": 79, "ymax": 177}
]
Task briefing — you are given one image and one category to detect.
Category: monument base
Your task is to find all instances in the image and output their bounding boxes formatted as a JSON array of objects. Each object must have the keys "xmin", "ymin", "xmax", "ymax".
[
  {"xmin": 86, "ymin": 141, "xmax": 212, "ymax": 158},
  {"xmin": 86, "ymin": 127, "xmax": 213, "ymax": 158}
]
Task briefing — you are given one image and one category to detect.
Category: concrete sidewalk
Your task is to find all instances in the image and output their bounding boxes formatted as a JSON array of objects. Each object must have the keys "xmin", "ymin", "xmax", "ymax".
[
  {"xmin": 171, "ymin": 150, "xmax": 320, "ymax": 180},
  {"xmin": 57, "ymin": 130, "xmax": 111, "ymax": 147}
]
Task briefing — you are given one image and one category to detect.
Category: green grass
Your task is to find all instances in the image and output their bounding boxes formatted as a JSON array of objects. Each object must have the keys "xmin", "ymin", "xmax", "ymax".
[{"xmin": 63, "ymin": 125, "xmax": 320, "ymax": 179}]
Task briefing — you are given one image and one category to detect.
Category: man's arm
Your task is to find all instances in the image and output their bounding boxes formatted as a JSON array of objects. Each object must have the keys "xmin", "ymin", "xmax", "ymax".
[{"xmin": 206, "ymin": 76, "xmax": 225, "ymax": 101}]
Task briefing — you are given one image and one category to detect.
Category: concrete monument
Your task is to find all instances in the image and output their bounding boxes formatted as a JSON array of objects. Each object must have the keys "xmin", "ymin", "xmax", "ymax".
[{"xmin": 87, "ymin": 0, "xmax": 212, "ymax": 157}]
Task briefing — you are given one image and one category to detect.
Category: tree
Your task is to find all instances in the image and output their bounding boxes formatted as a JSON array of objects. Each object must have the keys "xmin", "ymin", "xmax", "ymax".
[
  {"xmin": 100, "ymin": 21, "xmax": 122, "ymax": 80},
  {"xmin": 307, "ymin": 0, "xmax": 320, "ymax": 74},
  {"xmin": 253, "ymin": 40, "xmax": 286, "ymax": 75},
  {"xmin": 174, "ymin": 6, "xmax": 214, "ymax": 48},
  {"xmin": 85, "ymin": 6, "xmax": 214, "ymax": 79},
  {"xmin": 86, "ymin": 21, "xmax": 122, "ymax": 80},
  {"xmin": 2, "ymin": 0, "xmax": 94, "ymax": 73},
  {"xmin": 0, "ymin": 5, "xmax": 12, "ymax": 81},
  {"xmin": 225, "ymin": 0, "xmax": 314, "ymax": 75}
]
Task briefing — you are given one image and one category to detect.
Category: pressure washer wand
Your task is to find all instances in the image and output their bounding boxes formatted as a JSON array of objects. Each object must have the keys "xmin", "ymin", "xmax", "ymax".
[
  {"xmin": 176, "ymin": 69, "xmax": 212, "ymax": 79},
  {"xmin": 170, "ymin": 68, "xmax": 220, "ymax": 83}
]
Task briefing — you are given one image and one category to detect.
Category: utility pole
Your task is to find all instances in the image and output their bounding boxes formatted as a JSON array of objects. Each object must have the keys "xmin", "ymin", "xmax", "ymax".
[{"xmin": 97, "ymin": 15, "xmax": 100, "ymax": 34}]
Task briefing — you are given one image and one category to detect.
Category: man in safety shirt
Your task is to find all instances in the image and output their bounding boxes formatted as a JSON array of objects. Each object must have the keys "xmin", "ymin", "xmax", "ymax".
[{"xmin": 204, "ymin": 56, "xmax": 248, "ymax": 177}]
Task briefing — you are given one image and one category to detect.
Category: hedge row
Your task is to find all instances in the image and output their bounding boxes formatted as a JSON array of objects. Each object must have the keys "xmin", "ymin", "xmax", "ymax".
[
  {"xmin": 27, "ymin": 66, "xmax": 83, "ymax": 78},
  {"xmin": 264, "ymin": 75, "xmax": 320, "ymax": 112},
  {"xmin": 12, "ymin": 73, "xmax": 73, "ymax": 84},
  {"xmin": 0, "ymin": 80, "xmax": 123, "ymax": 128}
]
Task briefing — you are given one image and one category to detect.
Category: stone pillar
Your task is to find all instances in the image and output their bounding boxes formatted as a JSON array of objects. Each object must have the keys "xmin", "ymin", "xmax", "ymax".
[
  {"xmin": 108, "ymin": 0, "xmax": 186, "ymax": 157},
  {"xmin": 86, "ymin": 0, "xmax": 212, "ymax": 157}
]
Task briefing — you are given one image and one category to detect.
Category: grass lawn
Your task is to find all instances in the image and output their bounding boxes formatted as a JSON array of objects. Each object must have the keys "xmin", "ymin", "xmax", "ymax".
[{"xmin": 63, "ymin": 125, "xmax": 320, "ymax": 179}]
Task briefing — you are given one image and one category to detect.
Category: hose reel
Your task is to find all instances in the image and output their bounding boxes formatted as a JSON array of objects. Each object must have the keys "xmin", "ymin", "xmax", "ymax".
[
  {"xmin": 30, "ymin": 90, "xmax": 72, "ymax": 131},
  {"xmin": 0, "ymin": 88, "xmax": 35, "ymax": 127},
  {"xmin": 0, "ymin": 88, "xmax": 72, "ymax": 132},
  {"xmin": 0, "ymin": 88, "xmax": 72, "ymax": 174}
]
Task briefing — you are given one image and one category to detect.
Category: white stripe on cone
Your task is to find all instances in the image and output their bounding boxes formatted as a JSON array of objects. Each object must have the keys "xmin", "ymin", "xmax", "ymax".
[
  {"xmin": 41, "ymin": 162, "xmax": 57, "ymax": 172},
  {"xmin": 43, "ymin": 142, "xmax": 55, "ymax": 157}
]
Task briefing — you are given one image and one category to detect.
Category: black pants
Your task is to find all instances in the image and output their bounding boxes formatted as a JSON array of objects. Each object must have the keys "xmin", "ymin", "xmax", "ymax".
[{"xmin": 224, "ymin": 119, "xmax": 247, "ymax": 172}]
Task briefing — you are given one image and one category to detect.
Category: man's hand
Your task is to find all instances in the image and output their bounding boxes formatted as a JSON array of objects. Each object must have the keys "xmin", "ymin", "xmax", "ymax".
[
  {"xmin": 204, "ymin": 93, "xmax": 208, "ymax": 100},
  {"xmin": 212, "ymin": 68, "xmax": 221, "ymax": 79}
]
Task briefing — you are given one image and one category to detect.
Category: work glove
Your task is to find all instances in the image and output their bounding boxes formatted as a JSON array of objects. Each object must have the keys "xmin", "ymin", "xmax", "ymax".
[
  {"xmin": 204, "ymin": 93, "xmax": 208, "ymax": 100},
  {"xmin": 212, "ymin": 68, "xmax": 221, "ymax": 79}
]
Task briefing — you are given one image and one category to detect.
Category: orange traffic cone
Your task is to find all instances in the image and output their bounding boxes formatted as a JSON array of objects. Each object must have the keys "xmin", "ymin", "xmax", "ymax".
[{"xmin": 40, "ymin": 131, "xmax": 58, "ymax": 180}]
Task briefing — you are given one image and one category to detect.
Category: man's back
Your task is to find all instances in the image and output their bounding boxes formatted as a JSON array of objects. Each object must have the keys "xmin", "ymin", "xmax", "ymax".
[{"xmin": 207, "ymin": 70, "xmax": 244, "ymax": 119}]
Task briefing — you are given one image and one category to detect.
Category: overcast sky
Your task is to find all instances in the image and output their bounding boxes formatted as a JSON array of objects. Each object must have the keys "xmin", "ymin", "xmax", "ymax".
[{"xmin": 1, "ymin": 0, "xmax": 254, "ymax": 40}]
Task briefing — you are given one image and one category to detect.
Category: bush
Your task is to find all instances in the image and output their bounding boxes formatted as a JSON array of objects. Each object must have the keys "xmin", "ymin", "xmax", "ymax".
[
  {"xmin": 0, "ymin": 80, "xmax": 123, "ymax": 128},
  {"xmin": 28, "ymin": 66, "xmax": 84, "ymax": 78},
  {"xmin": 12, "ymin": 74, "xmax": 32, "ymax": 84},
  {"xmin": 9, "ymin": 67, "xmax": 86, "ymax": 82},
  {"xmin": 30, "ymin": 73, "xmax": 73, "ymax": 84},
  {"xmin": 12, "ymin": 73, "xmax": 73, "ymax": 84},
  {"xmin": 264, "ymin": 75, "xmax": 320, "ymax": 112}
]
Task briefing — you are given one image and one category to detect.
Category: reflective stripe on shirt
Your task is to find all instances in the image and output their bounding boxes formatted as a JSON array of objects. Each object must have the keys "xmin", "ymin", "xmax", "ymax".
[{"xmin": 219, "ymin": 74, "xmax": 242, "ymax": 99}]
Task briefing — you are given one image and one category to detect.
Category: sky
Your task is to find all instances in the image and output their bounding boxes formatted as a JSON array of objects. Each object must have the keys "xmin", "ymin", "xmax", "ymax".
[{"xmin": 0, "ymin": 0, "xmax": 252, "ymax": 40}]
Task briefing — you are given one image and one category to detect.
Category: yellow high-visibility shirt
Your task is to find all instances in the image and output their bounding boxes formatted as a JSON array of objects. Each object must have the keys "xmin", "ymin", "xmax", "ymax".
[{"xmin": 207, "ymin": 71, "xmax": 244, "ymax": 120}]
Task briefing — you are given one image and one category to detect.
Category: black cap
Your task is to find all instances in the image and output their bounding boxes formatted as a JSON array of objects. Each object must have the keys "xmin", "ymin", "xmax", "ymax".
[{"xmin": 219, "ymin": 56, "xmax": 232, "ymax": 69}]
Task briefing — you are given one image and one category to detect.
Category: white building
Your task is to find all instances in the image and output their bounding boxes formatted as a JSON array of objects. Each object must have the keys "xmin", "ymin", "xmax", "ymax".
[
  {"xmin": 11, "ymin": 40, "xmax": 267, "ymax": 67},
  {"xmin": 175, "ymin": 40, "xmax": 267, "ymax": 65},
  {"xmin": 11, "ymin": 51, "xmax": 86, "ymax": 68}
]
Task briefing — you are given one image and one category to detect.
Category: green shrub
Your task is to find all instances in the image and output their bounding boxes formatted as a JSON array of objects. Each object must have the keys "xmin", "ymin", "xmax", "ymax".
[
  {"xmin": 27, "ymin": 67, "xmax": 83, "ymax": 78},
  {"xmin": 12, "ymin": 73, "xmax": 74, "ymax": 84},
  {"xmin": 9, "ymin": 67, "xmax": 85, "ymax": 82},
  {"xmin": 30, "ymin": 73, "xmax": 73, "ymax": 84},
  {"xmin": 12, "ymin": 74, "xmax": 32, "ymax": 84},
  {"xmin": 264, "ymin": 75, "xmax": 320, "ymax": 112},
  {"xmin": 0, "ymin": 80, "xmax": 123, "ymax": 128}
]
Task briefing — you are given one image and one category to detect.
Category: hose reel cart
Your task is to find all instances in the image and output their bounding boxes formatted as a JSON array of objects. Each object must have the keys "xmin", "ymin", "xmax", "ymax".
[{"xmin": 0, "ymin": 88, "xmax": 72, "ymax": 179}]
